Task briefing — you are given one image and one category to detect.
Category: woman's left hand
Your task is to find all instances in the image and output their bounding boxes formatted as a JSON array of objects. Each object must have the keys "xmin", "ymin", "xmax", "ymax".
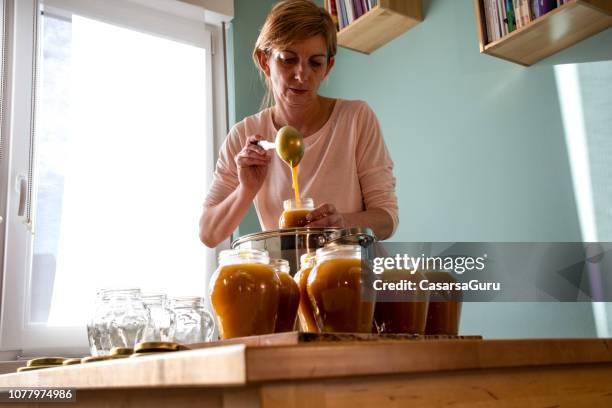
[{"xmin": 305, "ymin": 203, "xmax": 347, "ymax": 228}]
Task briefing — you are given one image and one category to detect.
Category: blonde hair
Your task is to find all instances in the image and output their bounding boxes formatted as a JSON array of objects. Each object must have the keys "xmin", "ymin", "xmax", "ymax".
[{"xmin": 253, "ymin": 0, "xmax": 337, "ymax": 109}]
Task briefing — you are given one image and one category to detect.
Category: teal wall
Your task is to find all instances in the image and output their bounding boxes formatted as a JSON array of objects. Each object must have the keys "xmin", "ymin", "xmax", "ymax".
[
  {"xmin": 227, "ymin": 0, "xmax": 279, "ymax": 238},
  {"xmin": 228, "ymin": 0, "xmax": 612, "ymax": 338}
]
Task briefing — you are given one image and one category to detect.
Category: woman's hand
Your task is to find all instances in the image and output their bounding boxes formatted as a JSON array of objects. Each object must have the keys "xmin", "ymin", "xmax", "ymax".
[
  {"xmin": 305, "ymin": 203, "xmax": 347, "ymax": 228},
  {"xmin": 236, "ymin": 135, "xmax": 272, "ymax": 194}
]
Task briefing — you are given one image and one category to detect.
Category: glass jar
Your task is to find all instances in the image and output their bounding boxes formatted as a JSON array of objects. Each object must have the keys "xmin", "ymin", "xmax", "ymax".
[
  {"xmin": 270, "ymin": 259, "xmax": 300, "ymax": 332},
  {"xmin": 279, "ymin": 197, "xmax": 314, "ymax": 228},
  {"xmin": 171, "ymin": 296, "xmax": 215, "ymax": 344},
  {"xmin": 424, "ymin": 271, "xmax": 463, "ymax": 335},
  {"xmin": 294, "ymin": 252, "xmax": 318, "ymax": 332},
  {"xmin": 87, "ymin": 289, "xmax": 112, "ymax": 356},
  {"xmin": 209, "ymin": 249, "xmax": 280, "ymax": 339},
  {"xmin": 105, "ymin": 288, "xmax": 150, "ymax": 349},
  {"xmin": 140, "ymin": 294, "xmax": 176, "ymax": 342},
  {"xmin": 307, "ymin": 244, "xmax": 375, "ymax": 333},
  {"xmin": 372, "ymin": 268, "xmax": 429, "ymax": 335}
]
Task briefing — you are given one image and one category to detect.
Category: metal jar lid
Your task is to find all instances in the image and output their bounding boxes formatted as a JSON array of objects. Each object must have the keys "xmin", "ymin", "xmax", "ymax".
[
  {"xmin": 18, "ymin": 365, "xmax": 54, "ymax": 372},
  {"xmin": 134, "ymin": 341, "xmax": 181, "ymax": 353},
  {"xmin": 27, "ymin": 357, "xmax": 66, "ymax": 367},
  {"xmin": 81, "ymin": 355, "xmax": 128, "ymax": 364},
  {"xmin": 62, "ymin": 358, "xmax": 82, "ymax": 365},
  {"xmin": 130, "ymin": 352, "xmax": 162, "ymax": 358},
  {"xmin": 110, "ymin": 347, "xmax": 134, "ymax": 356}
]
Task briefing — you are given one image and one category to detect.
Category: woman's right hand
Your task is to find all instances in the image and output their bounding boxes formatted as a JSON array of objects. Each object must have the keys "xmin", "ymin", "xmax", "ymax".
[{"xmin": 235, "ymin": 134, "xmax": 272, "ymax": 194}]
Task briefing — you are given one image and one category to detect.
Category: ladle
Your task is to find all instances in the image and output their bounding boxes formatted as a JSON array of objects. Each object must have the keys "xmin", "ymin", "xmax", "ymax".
[{"xmin": 258, "ymin": 125, "xmax": 305, "ymax": 167}]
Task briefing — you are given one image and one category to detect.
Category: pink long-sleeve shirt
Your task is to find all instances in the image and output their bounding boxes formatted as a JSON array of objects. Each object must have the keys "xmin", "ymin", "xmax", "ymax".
[{"xmin": 204, "ymin": 99, "xmax": 399, "ymax": 236}]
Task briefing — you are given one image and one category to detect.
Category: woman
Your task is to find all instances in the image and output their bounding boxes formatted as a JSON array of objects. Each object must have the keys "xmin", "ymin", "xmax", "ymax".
[{"xmin": 199, "ymin": 0, "xmax": 398, "ymax": 248}]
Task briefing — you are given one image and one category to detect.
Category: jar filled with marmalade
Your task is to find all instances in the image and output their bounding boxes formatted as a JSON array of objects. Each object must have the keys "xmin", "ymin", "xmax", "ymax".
[
  {"xmin": 294, "ymin": 252, "xmax": 318, "ymax": 332},
  {"xmin": 372, "ymin": 269, "xmax": 429, "ymax": 335},
  {"xmin": 270, "ymin": 259, "xmax": 300, "ymax": 332},
  {"xmin": 424, "ymin": 271, "xmax": 462, "ymax": 335},
  {"xmin": 307, "ymin": 244, "xmax": 375, "ymax": 333},
  {"xmin": 279, "ymin": 198, "xmax": 314, "ymax": 228},
  {"xmin": 209, "ymin": 249, "xmax": 280, "ymax": 339}
]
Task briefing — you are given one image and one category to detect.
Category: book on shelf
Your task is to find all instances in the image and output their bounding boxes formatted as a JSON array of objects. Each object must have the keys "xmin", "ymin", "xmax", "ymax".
[
  {"xmin": 492, "ymin": 0, "xmax": 500, "ymax": 39},
  {"xmin": 513, "ymin": 0, "xmax": 526, "ymax": 29},
  {"xmin": 336, "ymin": 0, "xmax": 347, "ymax": 29},
  {"xmin": 326, "ymin": 0, "xmax": 377, "ymax": 32},
  {"xmin": 353, "ymin": 0, "xmax": 363, "ymax": 19},
  {"xmin": 344, "ymin": 0, "xmax": 355, "ymax": 24},
  {"xmin": 483, "ymin": 0, "xmax": 581, "ymax": 44},
  {"xmin": 514, "ymin": 0, "xmax": 522, "ymax": 29},
  {"xmin": 531, "ymin": 0, "xmax": 557, "ymax": 18},
  {"xmin": 361, "ymin": 0, "xmax": 369, "ymax": 15},
  {"xmin": 484, "ymin": 0, "xmax": 504, "ymax": 43},
  {"xmin": 499, "ymin": 0, "xmax": 508, "ymax": 37},
  {"xmin": 328, "ymin": 0, "xmax": 340, "ymax": 31},
  {"xmin": 505, "ymin": 0, "xmax": 516, "ymax": 33},
  {"xmin": 484, "ymin": 0, "xmax": 493, "ymax": 43},
  {"xmin": 485, "ymin": 0, "xmax": 562, "ymax": 43}
]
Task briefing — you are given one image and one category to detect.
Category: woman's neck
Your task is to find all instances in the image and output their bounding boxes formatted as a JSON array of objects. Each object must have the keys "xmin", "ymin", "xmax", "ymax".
[{"xmin": 272, "ymin": 96, "xmax": 335, "ymax": 137}]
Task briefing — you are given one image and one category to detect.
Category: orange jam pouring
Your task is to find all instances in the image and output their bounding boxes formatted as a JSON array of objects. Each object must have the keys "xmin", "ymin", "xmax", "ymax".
[{"xmin": 291, "ymin": 164, "xmax": 301, "ymax": 207}]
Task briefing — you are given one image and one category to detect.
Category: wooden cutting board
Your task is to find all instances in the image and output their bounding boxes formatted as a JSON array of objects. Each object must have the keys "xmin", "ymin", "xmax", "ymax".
[{"xmin": 187, "ymin": 331, "xmax": 482, "ymax": 349}]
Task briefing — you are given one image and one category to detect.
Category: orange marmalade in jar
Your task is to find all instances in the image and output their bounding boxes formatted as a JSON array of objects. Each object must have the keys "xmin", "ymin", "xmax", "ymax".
[
  {"xmin": 373, "ymin": 268, "xmax": 429, "ymax": 335},
  {"xmin": 307, "ymin": 245, "xmax": 375, "ymax": 333},
  {"xmin": 424, "ymin": 271, "xmax": 463, "ymax": 335},
  {"xmin": 279, "ymin": 198, "xmax": 314, "ymax": 229},
  {"xmin": 210, "ymin": 249, "xmax": 280, "ymax": 339},
  {"xmin": 294, "ymin": 252, "xmax": 318, "ymax": 332},
  {"xmin": 270, "ymin": 259, "xmax": 300, "ymax": 332}
]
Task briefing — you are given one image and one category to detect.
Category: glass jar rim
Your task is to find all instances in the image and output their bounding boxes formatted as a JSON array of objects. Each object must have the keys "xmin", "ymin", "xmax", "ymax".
[
  {"xmin": 170, "ymin": 296, "xmax": 204, "ymax": 307},
  {"xmin": 315, "ymin": 244, "xmax": 362, "ymax": 263},
  {"xmin": 218, "ymin": 248, "xmax": 270, "ymax": 265},
  {"xmin": 283, "ymin": 197, "xmax": 314, "ymax": 210},
  {"xmin": 141, "ymin": 293, "xmax": 167, "ymax": 303},
  {"xmin": 98, "ymin": 288, "xmax": 141, "ymax": 298},
  {"xmin": 269, "ymin": 258, "xmax": 290, "ymax": 273}
]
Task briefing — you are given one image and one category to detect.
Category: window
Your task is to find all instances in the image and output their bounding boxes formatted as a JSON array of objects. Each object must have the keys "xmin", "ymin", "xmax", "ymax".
[
  {"xmin": 0, "ymin": 0, "xmax": 229, "ymax": 354},
  {"xmin": 555, "ymin": 60, "xmax": 612, "ymax": 338}
]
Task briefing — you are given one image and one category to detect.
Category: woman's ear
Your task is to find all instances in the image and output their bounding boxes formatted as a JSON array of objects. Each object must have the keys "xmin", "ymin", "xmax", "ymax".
[
  {"xmin": 324, "ymin": 56, "xmax": 335, "ymax": 77},
  {"xmin": 256, "ymin": 49, "xmax": 271, "ymax": 77}
]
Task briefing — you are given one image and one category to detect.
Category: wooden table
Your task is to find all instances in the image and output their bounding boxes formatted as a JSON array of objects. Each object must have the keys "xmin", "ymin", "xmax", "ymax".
[{"xmin": 1, "ymin": 338, "xmax": 612, "ymax": 407}]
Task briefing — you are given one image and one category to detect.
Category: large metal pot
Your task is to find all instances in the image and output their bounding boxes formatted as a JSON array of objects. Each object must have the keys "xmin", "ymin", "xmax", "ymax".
[{"xmin": 231, "ymin": 227, "xmax": 376, "ymax": 276}]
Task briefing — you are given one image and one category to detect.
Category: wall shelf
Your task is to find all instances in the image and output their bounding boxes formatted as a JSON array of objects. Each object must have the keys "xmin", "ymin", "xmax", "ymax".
[
  {"xmin": 474, "ymin": 0, "xmax": 612, "ymax": 66},
  {"xmin": 337, "ymin": 0, "xmax": 423, "ymax": 55}
]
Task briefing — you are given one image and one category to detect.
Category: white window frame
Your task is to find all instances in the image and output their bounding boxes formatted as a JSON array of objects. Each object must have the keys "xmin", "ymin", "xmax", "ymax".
[{"xmin": 0, "ymin": 0, "xmax": 231, "ymax": 356}]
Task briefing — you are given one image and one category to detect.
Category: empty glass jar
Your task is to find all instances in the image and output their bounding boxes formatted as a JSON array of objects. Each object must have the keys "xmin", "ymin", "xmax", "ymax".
[
  {"xmin": 171, "ymin": 296, "xmax": 215, "ymax": 344},
  {"xmin": 140, "ymin": 294, "xmax": 176, "ymax": 342},
  {"xmin": 87, "ymin": 289, "xmax": 112, "ymax": 356},
  {"xmin": 105, "ymin": 288, "xmax": 150, "ymax": 349}
]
